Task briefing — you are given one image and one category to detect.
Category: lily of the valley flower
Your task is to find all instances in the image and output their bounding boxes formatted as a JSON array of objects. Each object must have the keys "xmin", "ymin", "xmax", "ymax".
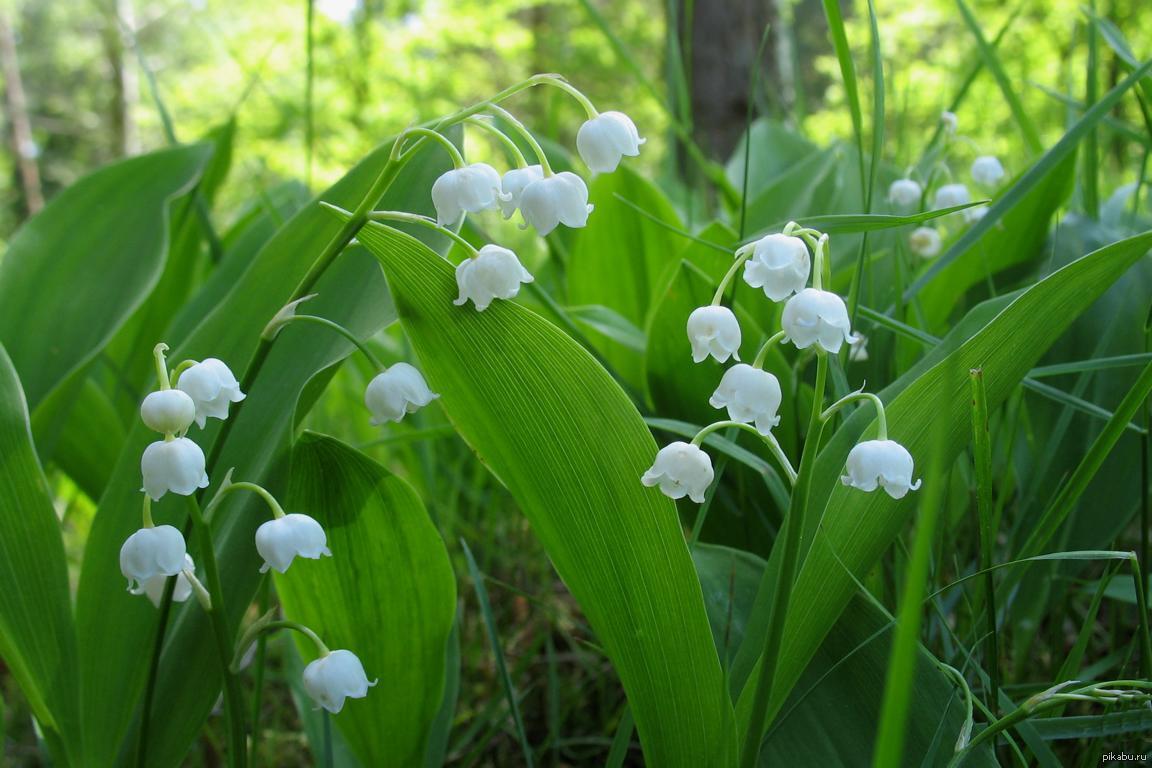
[
  {"xmin": 841, "ymin": 439, "xmax": 922, "ymax": 499},
  {"xmin": 132, "ymin": 553, "xmax": 196, "ymax": 607},
  {"xmin": 909, "ymin": 226, "xmax": 942, "ymax": 258},
  {"xmin": 177, "ymin": 358, "xmax": 246, "ymax": 428},
  {"xmin": 364, "ymin": 363, "xmax": 439, "ymax": 425},
  {"xmin": 454, "ymin": 245, "xmax": 534, "ymax": 311},
  {"xmin": 709, "ymin": 364, "xmax": 782, "ymax": 435},
  {"xmin": 576, "ymin": 111, "xmax": 645, "ymax": 174},
  {"xmin": 781, "ymin": 288, "xmax": 854, "ymax": 353},
  {"xmin": 941, "ymin": 111, "xmax": 959, "ymax": 134},
  {"xmin": 304, "ymin": 649, "xmax": 378, "ymax": 714},
  {"xmin": 140, "ymin": 389, "xmax": 197, "ymax": 434},
  {"xmin": 934, "ymin": 183, "xmax": 971, "ymax": 211},
  {"xmin": 120, "ymin": 524, "xmax": 187, "ymax": 591},
  {"xmin": 848, "ymin": 332, "xmax": 870, "ymax": 362},
  {"xmin": 971, "ymin": 155, "xmax": 1005, "ymax": 187},
  {"xmin": 431, "ymin": 163, "xmax": 507, "ymax": 225},
  {"xmin": 687, "ymin": 305, "xmax": 742, "ymax": 363},
  {"xmin": 499, "ymin": 165, "xmax": 544, "ymax": 218},
  {"xmin": 740, "ymin": 233, "xmax": 810, "ymax": 302},
  {"xmin": 141, "ymin": 437, "xmax": 209, "ymax": 500},
  {"xmin": 518, "ymin": 172, "xmax": 593, "ymax": 235},
  {"xmin": 641, "ymin": 441, "xmax": 714, "ymax": 503},
  {"xmin": 888, "ymin": 179, "xmax": 922, "ymax": 207},
  {"xmin": 255, "ymin": 513, "xmax": 332, "ymax": 573}
]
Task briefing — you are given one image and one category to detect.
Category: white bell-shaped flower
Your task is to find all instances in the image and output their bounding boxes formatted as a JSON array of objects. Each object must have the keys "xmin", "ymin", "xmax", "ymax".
[
  {"xmin": 909, "ymin": 227, "xmax": 942, "ymax": 258},
  {"xmin": 131, "ymin": 554, "xmax": 196, "ymax": 607},
  {"xmin": 576, "ymin": 111, "xmax": 645, "ymax": 174},
  {"xmin": 177, "ymin": 358, "xmax": 246, "ymax": 429},
  {"xmin": 454, "ymin": 245, "xmax": 534, "ymax": 311},
  {"xmin": 971, "ymin": 156, "xmax": 1005, "ymax": 187},
  {"xmin": 740, "ymin": 233, "xmax": 810, "ymax": 302},
  {"xmin": 687, "ymin": 305, "xmax": 741, "ymax": 364},
  {"xmin": 499, "ymin": 165, "xmax": 544, "ymax": 218},
  {"xmin": 431, "ymin": 162, "xmax": 506, "ymax": 225},
  {"xmin": 888, "ymin": 179, "xmax": 922, "ymax": 207},
  {"xmin": 964, "ymin": 206, "xmax": 989, "ymax": 224},
  {"xmin": 120, "ymin": 525, "xmax": 187, "ymax": 591},
  {"xmin": 934, "ymin": 183, "xmax": 970, "ymax": 211},
  {"xmin": 709, "ymin": 364, "xmax": 782, "ymax": 435},
  {"xmin": 518, "ymin": 172, "xmax": 593, "ymax": 236},
  {"xmin": 141, "ymin": 437, "xmax": 209, "ymax": 500},
  {"xmin": 255, "ymin": 513, "xmax": 332, "ymax": 573},
  {"xmin": 841, "ymin": 439, "xmax": 922, "ymax": 499},
  {"xmin": 941, "ymin": 111, "xmax": 959, "ymax": 134},
  {"xmin": 781, "ymin": 288, "xmax": 854, "ymax": 353},
  {"xmin": 140, "ymin": 389, "xmax": 197, "ymax": 434},
  {"xmin": 641, "ymin": 441, "xmax": 714, "ymax": 503},
  {"xmin": 303, "ymin": 649, "xmax": 378, "ymax": 714},
  {"xmin": 848, "ymin": 332, "xmax": 870, "ymax": 362},
  {"xmin": 364, "ymin": 363, "xmax": 439, "ymax": 425}
]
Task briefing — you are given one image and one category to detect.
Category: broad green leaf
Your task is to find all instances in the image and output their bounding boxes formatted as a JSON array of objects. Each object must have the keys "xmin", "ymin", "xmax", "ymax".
[
  {"xmin": 355, "ymin": 221, "xmax": 738, "ymax": 767},
  {"xmin": 279, "ymin": 432, "xmax": 456, "ymax": 768},
  {"xmin": 735, "ymin": 230, "xmax": 1152, "ymax": 743},
  {"xmin": 0, "ymin": 144, "xmax": 212, "ymax": 410},
  {"xmin": 0, "ymin": 344, "xmax": 80, "ymax": 765},
  {"xmin": 724, "ymin": 119, "xmax": 817, "ymax": 200},
  {"xmin": 73, "ymin": 136, "xmax": 451, "ymax": 768},
  {"xmin": 33, "ymin": 377, "xmax": 126, "ymax": 501}
]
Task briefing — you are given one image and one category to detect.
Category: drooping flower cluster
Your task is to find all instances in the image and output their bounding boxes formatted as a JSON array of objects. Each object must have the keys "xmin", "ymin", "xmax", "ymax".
[{"xmin": 643, "ymin": 224, "xmax": 922, "ymax": 506}]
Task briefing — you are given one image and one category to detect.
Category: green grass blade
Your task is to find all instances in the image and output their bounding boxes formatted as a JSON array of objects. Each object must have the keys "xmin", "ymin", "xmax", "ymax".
[{"xmin": 969, "ymin": 369, "xmax": 1000, "ymax": 712}]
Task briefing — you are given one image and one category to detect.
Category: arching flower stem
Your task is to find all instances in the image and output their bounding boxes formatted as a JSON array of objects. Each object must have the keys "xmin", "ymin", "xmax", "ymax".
[
  {"xmin": 141, "ymin": 494, "xmax": 155, "ymax": 528},
  {"xmin": 690, "ymin": 420, "xmax": 797, "ymax": 485},
  {"xmin": 465, "ymin": 117, "xmax": 531, "ymax": 169},
  {"xmin": 752, "ymin": 331, "xmax": 789, "ymax": 369},
  {"xmin": 153, "ymin": 343, "xmax": 171, "ymax": 391},
  {"xmin": 271, "ymin": 313, "xmax": 384, "ymax": 370},
  {"xmin": 232, "ymin": 614, "xmax": 329, "ymax": 672},
  {"xmin": 486, "ymin": 104, "xmax": 553, "ymax": 175},
  {"xmin": 364, "ymin": 208, "xmax": 481, "ymax": 259},
  {"xmin": 821, "ymin": 389, "xmax": 888, "ymax": 440},
  {"xmin": 395, "ymin": 127, "xmax": 466, "ymax": 168},
  {"xmin": 204, "ymin": 473, "xmax": 288, "ymax": 521}
]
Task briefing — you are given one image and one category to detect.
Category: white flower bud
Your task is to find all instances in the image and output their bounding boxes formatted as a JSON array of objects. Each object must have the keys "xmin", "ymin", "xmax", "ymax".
[
  {"xmin": 177, "ymin": 358, "xmax": 246, "ymax": 429},
  {"xmin": 934, "ymin": 183, "xmax": 971, "ymax": 211},
  {"xmin": 941, "ymin": 111, "xmax": 959, "ymax": 134},
  {"xmin": 641, "ymin": 441, "xmax": 714, "ymax": 503},
  {"xmin": 686, "ymin": 306, "xmax": 741, "ymax": 364},
  {"xmin": 740, "ymin": 234, "xmax": 810, "ymax": 302},
  {"xmin": 120, "ymin": 525, "xmax": 187, "ymax": 591},
  {"xmin": 848, "ymin": 332, "xmax": 870, "ymax": 362},
  {"xmin": 576, "ymin": 111, "xmax": 645, "ymax": 174},
  {"xmin": 971, "ymin": 156, "xmax": 1005, "ymax": 187},
  {"xmin": 454, "ymin": 245, "xmax": 534, "ymax": 312},
  {"xmin": 499, "ymin": 165, "xmax": 544, "ymax": 218},
  {"xmin": 909, "ymin": 227, "xmax": 942, "ymax": 258},
  {"xmin": 963, "ymin": 206, "xmax": 989, "ymax": 224},
  {"xmin": 518, "ymin": 172, "xmax": 593, "ymax": 236},
  {"xmin": 709, "ymin": 364, "xmax": 782, "ymax": 435},
  {"xmin": 364, "ymin": 363, "xmax": 439, "ymax": 425},
  {"xmin": 303, "ymin": 649, "xmax": 378, "ymax": 714},
  {"xmin": 255, "ymin": 513, "xmax": 332, "ymax": 573},
  {"xmin": 131, "ymin": 554, "xmax": 196, "ymax": 607},
  {"xmin": 841, "ymin": 439, "xmax": 922, "ymax": 499},
  {"xmin": 888, "ymin": 179, "xmax": 922, "ymax": 207},
  {"xmin": 140, "ymin": 389, "xmax": 197, "ymax": 434},
  {"xmin": 431, "ymin": 163, "xmax": 507, "ymax": 226},
  {"xmin": 781, "ymin": 288, "xmax": 853, "ymax": 353},
  {"xmin": 141, "ymin": 437, "xmax": 210, "ymax": 500}
]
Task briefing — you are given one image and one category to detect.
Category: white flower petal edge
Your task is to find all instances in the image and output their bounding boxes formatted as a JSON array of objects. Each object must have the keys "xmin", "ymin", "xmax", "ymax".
[
  {"xmin": 430, "ymin": 163, "xmax": 507, "ymax": 226},
  {"xmin": 140, "ymin": 437, "xmax": 210, "ymax": 500},
  {"xmin": 364, "ymin": 363, "xmax": 439, "ymax": 425},
  {"xmin": 500, "ymin": 165, "xmax": 544, "ymax": 218},
  {"xmin": 709, "ymin": 364, "xmax": 782, "ymax": 435},
  {"xmin": 641, "ymin": 441, "xmax": 714, "ymax": 504},
  {"xmin": 120, "ymin": 525, "xmax": 187, "ymax": 591},
  {"xmin": 576, "ymin": 111, "xmax": 645, "ymax": 174},
  {"xmin": 177, "ymin": 358, "xmax": 246, "ymax": 428},
  {"xmin": 780, "ymin": 288, "xmax": 854, "ymax": 353},
  {"xmin": 841, "ymin": 439, "xmax": 922, "ymax": 499},
  {"xmin": 303, "ymin": 650, "xmax": 378, "ymax": 714},
  {"xmin": 132, "ymin": 554, "xmax": 196, "ymax": 607},
  {"xmin": 686, "ymin": 306, "xmax": 742, "ymax": 364},
  {"xmin": 741, "ymin": 234, "xmax": 810, "ymax": 302},
  {"xmin": 454, "ymin": 245, "xmax": 534, "ymax": 311},
  {"xmin": 255, "ymin": 513, "xmax": 332, "ymax": 574},
  {"xmin": 518, "ymin": 172, "xmax": 593, "ymax": 236}
]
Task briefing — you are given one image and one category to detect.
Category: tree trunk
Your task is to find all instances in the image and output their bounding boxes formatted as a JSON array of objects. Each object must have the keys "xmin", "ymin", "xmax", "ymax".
[{"xmin": 0, "ymin": 12, "xmax": 44, "ymax": 215}]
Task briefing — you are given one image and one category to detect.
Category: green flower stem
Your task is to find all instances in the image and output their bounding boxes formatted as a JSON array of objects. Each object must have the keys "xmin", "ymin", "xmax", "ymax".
[
  {"xmin": 364, "ymin": 208, "xmax": 481, "ymax": 258},
  {"xmin": 691, "ymin": 420, "xmax": 797, "ymax": 485},
  {"xmin": 536, "ymin": 75, "xmax": 598, "ymax": 117},
  {"xmin": 233, "ymin": 617, "xmax": 329, "ymax": 672},
  {"xmin": 141, "ymin": 495, "xmax": 154, "ymax": 528},
  {"xmin": 248, "ymin": 576, "xmax": 271, "ymax": 768},
  {"xmin": 811, "ymin": 234, "xmax": 829, "ymax": 291},
  {"xmin": 739, "ymin": 351, "xmax": 829, "ymax": 768},
  {"xmin": 205, "ymin": 478, "xmax": 288, "ymax": 520},
  {"xmin": 152, "ymin": 343, "xmax": 171, "ymax": 391},
  {"xmin": 752, "ymin": 331, "xmax": 789, "ymax": 369},
  {"xmin": 820, "ymin": 389, "xmax": 888, "ymax": 439},
  {"xmin": 486, "ymin": 104, "xmax": 552, "ymax": 175},
  {"xmin": 272, "ymin": 313, "xmax": 384, "ymax": 370},
  {"xmin": 465, "ymin": 117, "xmax": 531, "ymax": 168},
  {"xmin": 184, "ymin": 494, "xmax": 247, "ymax": 768},
  {"xmin": 168, "ymin": 359, "xmax": 197, "ymax": 388},
  {"xmin": 396, "ymin": 127, "xmax": 465, "ymax": 168},
  {"xmin": 712, "ymin": 248, "xmax": 755, "ymax": 305}
]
